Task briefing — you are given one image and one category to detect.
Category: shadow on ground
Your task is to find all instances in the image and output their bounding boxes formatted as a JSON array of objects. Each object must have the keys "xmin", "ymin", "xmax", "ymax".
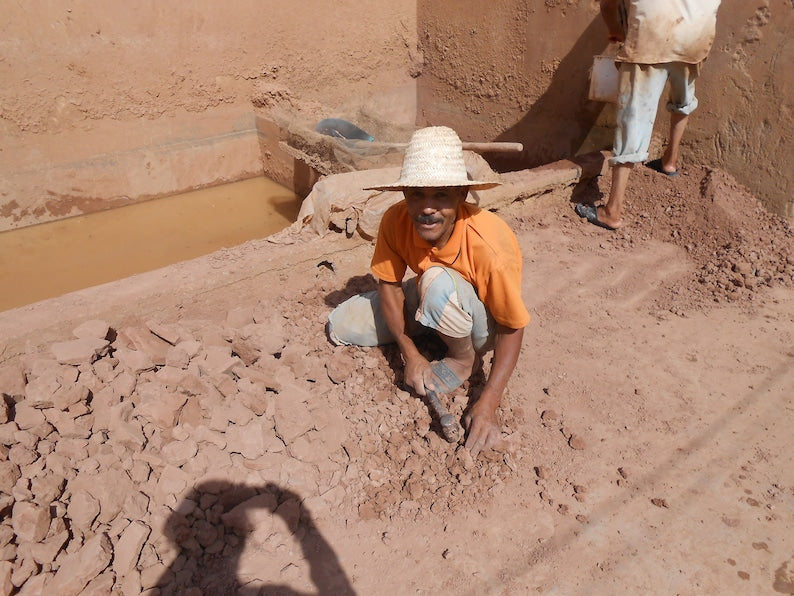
[{"xmin": 156, "ymin": 482, "xmax": 355, "ymax": 595}]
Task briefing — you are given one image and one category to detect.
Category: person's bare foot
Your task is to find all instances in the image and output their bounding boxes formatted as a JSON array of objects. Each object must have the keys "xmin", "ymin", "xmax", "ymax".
[
  {"xmin": 647, "ymin": 158, "xmax": 679, "ymax": 177},
  {"xmin": 575, "ymin": 203, "xmax": 622, "ymax": 230},
  {"xmin": 596, "ymin": 205, "xmax": 623, "ymax": 229}
]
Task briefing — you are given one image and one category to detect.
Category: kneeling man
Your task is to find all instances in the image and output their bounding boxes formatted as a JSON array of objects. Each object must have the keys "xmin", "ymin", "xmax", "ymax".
[{"xmin": 328, "ymin": 126, "xmax": 530, "ymax": 456}]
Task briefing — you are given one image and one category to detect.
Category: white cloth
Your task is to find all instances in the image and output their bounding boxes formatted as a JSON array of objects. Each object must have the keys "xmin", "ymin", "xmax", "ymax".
[{"xmin": 617, "ymin": 0, "xmax": 722, "ymax": 65}]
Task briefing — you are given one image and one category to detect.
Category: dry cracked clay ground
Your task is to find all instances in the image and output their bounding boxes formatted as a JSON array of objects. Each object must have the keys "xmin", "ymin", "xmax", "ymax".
[{"xmin": 1, "ymin": 162, "xmax": 794, "ymax": 595}]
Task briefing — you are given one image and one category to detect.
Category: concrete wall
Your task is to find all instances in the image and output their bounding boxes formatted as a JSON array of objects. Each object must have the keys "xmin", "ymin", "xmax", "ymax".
[{"xmin": 417, "ymin": 0, "xmax": 794, "ymax": 219}]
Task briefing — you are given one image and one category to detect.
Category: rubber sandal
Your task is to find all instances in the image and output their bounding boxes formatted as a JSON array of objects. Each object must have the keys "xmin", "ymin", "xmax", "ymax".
[
  {"xmin": 427, "ymin": 360, "xmax": 465, "ymax": 394},
  {"xmin": 646, "ymin": 158, "xmax": 679, "ymax": 177},
  {"xmin": 574, "ymin": 203, "xmax": 618, "ymax": 231}
]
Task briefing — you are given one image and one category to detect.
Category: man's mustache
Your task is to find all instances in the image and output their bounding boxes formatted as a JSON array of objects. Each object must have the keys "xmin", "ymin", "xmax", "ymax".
[{"xmin": 414, "ymin": 214, "xmax": 442, "ymax": 225}]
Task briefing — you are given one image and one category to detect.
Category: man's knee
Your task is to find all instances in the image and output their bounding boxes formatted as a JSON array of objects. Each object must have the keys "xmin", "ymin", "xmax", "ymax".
[
  {"xmin": 327, "ymin": 291, "xmax": 389, "ymax": 347},
  {"xmin": 416, "ymin": 267, "xmax": 476, "ymax": 339},
  {"xmin": 418, "ymin": 267, "xmax": 459, "ymax": 308}
]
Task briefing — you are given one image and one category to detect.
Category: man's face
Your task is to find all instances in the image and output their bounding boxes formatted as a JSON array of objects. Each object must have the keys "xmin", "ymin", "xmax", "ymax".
[{"xmin": 403, "ymin": 186, "xmax": 468, "ymax": 248}]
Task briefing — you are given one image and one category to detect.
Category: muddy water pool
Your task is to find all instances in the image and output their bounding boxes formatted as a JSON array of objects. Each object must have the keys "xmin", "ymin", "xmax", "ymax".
[{"xmin": 0, "ymin": 177, "xmax": 299, "ymax": 312}]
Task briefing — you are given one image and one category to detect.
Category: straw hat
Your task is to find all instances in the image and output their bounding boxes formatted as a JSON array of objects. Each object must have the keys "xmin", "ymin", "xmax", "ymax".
[{"xmin": 364, "ymin": 126, "xmax": 501, "ymax": 191}]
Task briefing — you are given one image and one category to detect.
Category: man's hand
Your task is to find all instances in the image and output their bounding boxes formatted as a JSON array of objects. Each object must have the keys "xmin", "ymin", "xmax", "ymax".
[
  {"xmin": 599, "ymin": 0, "xmax": 625, "ymax": 43},
  {"xmin": 402, "ymin": 353, "xmax": 431, "ymax": 396},
  {"xmin": 377, "ymin": 279, "xmax": 431, "ymax": 394},
  {"xmin": 463, "ymin": 399, "xmax": 501, "ymax": 457},
  {"xmin": 461, "ymin": 324, "xmax": 523, "ymax": 457}
]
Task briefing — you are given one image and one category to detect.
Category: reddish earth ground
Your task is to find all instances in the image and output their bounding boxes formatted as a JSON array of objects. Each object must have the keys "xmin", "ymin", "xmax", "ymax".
[{"xmin": 1, "ymin": 160, "xmax": 793, "ymax": 594}]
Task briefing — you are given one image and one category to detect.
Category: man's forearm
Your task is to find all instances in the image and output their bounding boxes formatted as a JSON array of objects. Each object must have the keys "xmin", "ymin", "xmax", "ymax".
[
  {"xmin": 599, "ymin": 0, "xmax": 625, "ymax": 41},
  {"xmin": 479, "ymin": 325, "xmax": 524, "ymax": 409},
  {"xmin": 378, "ymin": 280, "xmax": 422, "ymax": 363}
]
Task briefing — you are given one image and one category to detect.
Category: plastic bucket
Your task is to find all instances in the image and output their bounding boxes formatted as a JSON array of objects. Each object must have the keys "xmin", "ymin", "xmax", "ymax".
[{"xmin": 589, "ymin": 55, "xmax": 619, "ymax": 103}]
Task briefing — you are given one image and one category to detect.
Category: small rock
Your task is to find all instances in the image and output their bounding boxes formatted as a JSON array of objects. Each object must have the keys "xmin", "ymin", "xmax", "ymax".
[
  {"xmin": 67, "ymin": 490, "xmax": 101, "ymax": 528},
  {"xmin": 220, "ymin": 493, "xmax": 277, "ymax": 537},
  {"xmin": 568, "ymin": 434, "xmax": 586, "ymax": 450},
  {"xmin": 161, "ymin": 439, "xmax": 199, "ymax": 466},
  {"xmin": 0, "ymin": 562, "xmax": 13, "ymax": 595},
  {"xmin": 50, "ymin": 337, "xmax": 110, "ymax": 366},
  {"xmin": 12, "ymin": 404, "xmax": 46, "ymax": 431},
  {"xmin": 28, "ymin": 529, "xmax": 69, "ymax": 566},
  {"xmin": 72, "ymin": 320, "xmax": 110, "ymax": 340},
  {"xmin": 358, "ymin": 502, "xmax": 378, "ymax": 521},
  {"xmin": 10, "ymin": 556, "xmax": 36, "ymax": 588},
  {"xmin": 146, "ymin": 320, "xmax": 182, "ymax": 345},
  {"xmin": 12, "ymin": 501, "xmax": 51, "ymax": 542},
  {"xmin": 226, "ymin": 306, "xmax": 255, "ymax": 329},
  {"xmin": 0, "ymin": 363, "xmax": 26, "ymax": 401}
]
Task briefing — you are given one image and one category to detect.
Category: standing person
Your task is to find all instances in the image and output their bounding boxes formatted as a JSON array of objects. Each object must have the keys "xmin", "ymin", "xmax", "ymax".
[
  {"xmin": 327, "ymin": 126, "xmax": 530, "ymax": 457},
  {"xmin": 576, "ymin": 0, "xmax": 722, "ymax": 230}
]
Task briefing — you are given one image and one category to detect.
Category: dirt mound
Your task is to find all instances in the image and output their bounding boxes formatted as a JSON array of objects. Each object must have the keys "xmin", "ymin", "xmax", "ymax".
[{"xmin": 576, "ymin": 164, "xmax": 794, "ymax": 312}]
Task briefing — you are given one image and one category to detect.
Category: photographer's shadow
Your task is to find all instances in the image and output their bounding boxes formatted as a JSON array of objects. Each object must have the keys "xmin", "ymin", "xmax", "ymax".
[{"xmin": 156, "ymin": 481, "xmax": 355, "ymax": 595}]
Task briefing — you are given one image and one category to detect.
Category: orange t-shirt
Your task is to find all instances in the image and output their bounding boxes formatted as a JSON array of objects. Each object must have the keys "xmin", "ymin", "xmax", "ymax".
[{"xmin": 371, "ymin": 202, "xmax": 530, "ymax": 329}]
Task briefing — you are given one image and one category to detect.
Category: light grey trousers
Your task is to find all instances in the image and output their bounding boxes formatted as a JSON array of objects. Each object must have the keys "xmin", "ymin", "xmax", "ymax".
[{"xmin": 327, "ymin": 266, "xmax": 495, "ymax": 352}]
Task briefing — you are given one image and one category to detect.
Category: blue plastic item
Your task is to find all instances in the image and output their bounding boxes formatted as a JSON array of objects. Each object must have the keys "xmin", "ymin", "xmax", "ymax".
[{"xmin": 315, "ymin": 118, "xmax": 374, "ymax": 142}]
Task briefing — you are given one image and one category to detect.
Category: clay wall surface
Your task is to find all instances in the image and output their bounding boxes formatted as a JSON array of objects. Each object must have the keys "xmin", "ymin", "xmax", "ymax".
[
  {"xmin": 1, "ymin": 1, "xmax": 792, "ymax": 228},
  {"xmin": 417, "ymin": 0, "xmax": 794, "ymax": 219},
  {"xmin": 0, "ymin": 0, "xmax": 419, "ymax": 230},
  {"xmin": 0, "ymin": 1, "xmax": 417, "ymax": 135}
]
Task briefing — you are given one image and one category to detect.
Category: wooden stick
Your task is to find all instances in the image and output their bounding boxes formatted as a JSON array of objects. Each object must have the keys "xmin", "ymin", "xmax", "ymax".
[
  {"xmin": 461, "ymin": 141, "xmax": 523, "ymax": 153},
  {"xmin": 344, "ymin": 139, "xmax": 523, "ymax": 153}
]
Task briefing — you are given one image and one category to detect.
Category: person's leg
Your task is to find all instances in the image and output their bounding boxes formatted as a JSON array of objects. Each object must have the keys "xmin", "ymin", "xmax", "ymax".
[
  {"xmin": 327, "ymin": 280, "xmax": 423, "ymax": 346},
  {"xmin": 660, "ymin": 112, "xmax": 689, "ymax": 173},
  {"xmin": 613, "ymin": 64, "xmax": 669, "ymax": 164},
  {"xmin": 597, "ymin": 63, "xmax": 669, "ymax": 227},
  {"xmin": 662, "ymin": 62, "xmax": 700, "ymax": 173},
  {"xmin": 599, "ymin": 162, "xmax": 633, "ymax": 229},
  {"xmin": 328, "ymin": 267, "xmax": 494, "ymax": 391},
  {"xmin": 415, "ymin": 267, "xmax": 494, "ymax": 392}
]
